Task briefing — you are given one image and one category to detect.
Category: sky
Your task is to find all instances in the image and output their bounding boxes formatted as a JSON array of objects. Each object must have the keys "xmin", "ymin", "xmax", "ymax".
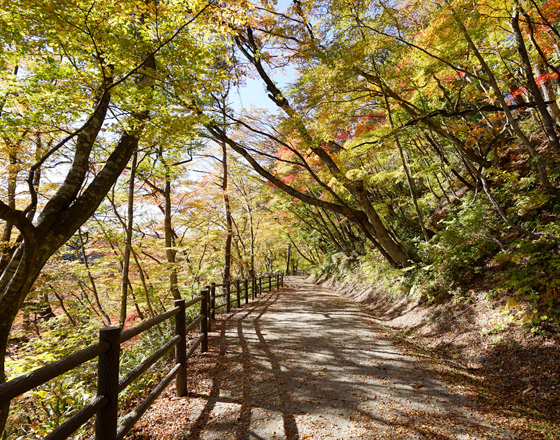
[
  {"xmin": 232, "ymin": 77, "xmax": 276, "ymax": 112},
  {"xmin": 230, "ymin": 0, "xmax": 295, "ymax": 114},
  {"xmin": 231, "ymin": 69, "xmax": 295, "ymax": 114}
]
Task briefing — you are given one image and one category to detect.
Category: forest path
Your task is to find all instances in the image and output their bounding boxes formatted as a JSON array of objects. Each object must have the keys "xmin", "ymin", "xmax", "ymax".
[{"xmin": 131, "ymin": 278, "xmax": 515, "ymax": 440}]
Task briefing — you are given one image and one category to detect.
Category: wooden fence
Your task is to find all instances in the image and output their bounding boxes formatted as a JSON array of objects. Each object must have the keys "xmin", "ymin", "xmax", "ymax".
[{"xmin": 0, "ymin": 272, "xmax": 284, "ymax": 440}]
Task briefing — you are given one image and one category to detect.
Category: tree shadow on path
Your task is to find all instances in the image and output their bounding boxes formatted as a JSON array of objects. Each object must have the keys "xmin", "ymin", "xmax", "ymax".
[{"xmin": 179, "ymin": 278, "xmax": 519, "ymax": 439}]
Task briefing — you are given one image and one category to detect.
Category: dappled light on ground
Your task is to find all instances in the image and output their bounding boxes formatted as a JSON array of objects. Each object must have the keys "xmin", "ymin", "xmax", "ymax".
[{"xmin": 129, "ymin": 278, "xmax": 518, "ymax": 439}]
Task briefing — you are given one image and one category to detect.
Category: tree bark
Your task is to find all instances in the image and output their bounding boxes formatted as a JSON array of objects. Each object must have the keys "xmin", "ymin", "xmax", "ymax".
[
  {"xmin": 78, "ymin": 228, "xmax": 111, "ymax": 326},
  {"xmin": 384, "ymin": 94, "xmax": 430, "ymax": 241},
  {"xmin": 119, "ymin": 150, "xmax": 138, "ymax": 327},
  {"xmin": 0, "ymin": 152, "xmax": 17, "ymax": 272},
  {"xmin": 228, "ymin": 28, "xmax": 411, "ymax": 267},
  {"xmin": 285, "ymin": 243, "xmax": 291, "ymax": 275},
  {"xmin": 222, "ymin": 138, "xmax": 233, "ymax": 286},
  {"xmin": 162, "ymin": 158, "xmax": 182, "ymax": 300}
]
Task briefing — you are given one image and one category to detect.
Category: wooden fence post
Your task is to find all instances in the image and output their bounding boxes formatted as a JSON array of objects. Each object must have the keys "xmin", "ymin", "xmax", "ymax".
[
  {"xmin": 174, "ymin": 299, "xmax": 187, "ymax": 397},
  {"xmin": 210, "ymin": 282, "xmax": 216, "ymax": 320},
  {"xmin": 259, "ymin": 276, "xmax": 262, "ymax": 295},
  {"xmin": 95, "ymin": 326, "xmax": 121, "ymax": 440},
  {"xmin": 268, "ymin": 274, "xmax": 272, "ymax": 291},
  {"xmin": 226, "ymin": 281, "xmax": 231, "ymax": 312},
  {"xmin": 276, "ymin": 272, "xmax": 280, "ymax": 289},
  {"xmin": 201, "ymin": 287, "xmax": 209, "ymax": 353},
  {"xmin": 244, "ymin": 278, "xmax": 249, "ymax": 304},
  {"xmin": 236, "ymin": 279, "xmax": 241, "ymax": 308}
]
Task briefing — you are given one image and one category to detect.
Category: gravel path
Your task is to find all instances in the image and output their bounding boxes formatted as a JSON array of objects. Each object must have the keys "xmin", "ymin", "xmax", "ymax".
[{"xmin": 131, "ymin": 278, "xmax": 516, "ymax": 439}]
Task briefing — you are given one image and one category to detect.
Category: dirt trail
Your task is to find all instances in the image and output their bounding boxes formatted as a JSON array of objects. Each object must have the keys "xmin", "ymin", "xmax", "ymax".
[{"xmin": 131, "ymin": 278, "xmax": 517, "ymax": 439}]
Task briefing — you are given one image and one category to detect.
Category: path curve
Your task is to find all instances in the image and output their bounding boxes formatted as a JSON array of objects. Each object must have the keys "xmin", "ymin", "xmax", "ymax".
[{"xmin": 131, "ymin": 278, "xmax": 516, "ymax": 440}]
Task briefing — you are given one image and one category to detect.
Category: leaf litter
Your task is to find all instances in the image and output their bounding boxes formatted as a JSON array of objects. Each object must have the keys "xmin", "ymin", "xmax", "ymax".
[{"xmin": 126, "ymin": 279, "xmax": 546, "ymax": 439}]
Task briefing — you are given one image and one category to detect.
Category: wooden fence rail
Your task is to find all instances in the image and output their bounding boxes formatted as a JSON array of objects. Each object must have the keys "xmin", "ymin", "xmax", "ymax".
[{"xmin": 0, "ymin": 272, "xmax": 284, "ymax": 440}]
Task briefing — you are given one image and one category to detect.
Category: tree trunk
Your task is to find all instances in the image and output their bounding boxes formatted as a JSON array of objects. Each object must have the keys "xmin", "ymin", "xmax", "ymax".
[
  {"xmin": 512, "ymin": 9, "xmax": 560, "ymax": 154},
  {"xmin": 0, "ymin": 152, "xmax": 17, "ymax": 272},
  {"xmin": 448, "ymin": 3, "xmax": 554, "ymax": 192},
  {"xmin": 163, "ymin": 160, "xmax": 181, "ymax": 300},
  {"xmin": 131, "ymin": 248, "xmax": 157, "ymax": 317},
  {"xmin": 249, "ymin": 207, "xmax": 256, "ymax": 278},
  {"xmin": 222, "ymin": 140, "xmax": 233, "ymax": 286},
  {"xmin": 119, "ymin": 150, "xmax": 138, "ymax": 327},
  {"xmin": 49, "ymin": 284, "xmax": 77, "ymax": 326},
  {"xmin": 78, "ymin": 228, "xmax": 111, "ymax": 326},
  {"xmin": 232, "ymin": 28, "xmax": 411, "ymax": 267},
  {"xmin": 385, "ymin": 95, "xmax": 430, "ymax": 241},
  {"xmin": 285, "ymin": 243, "xmax": 291, "ymax": 275}
]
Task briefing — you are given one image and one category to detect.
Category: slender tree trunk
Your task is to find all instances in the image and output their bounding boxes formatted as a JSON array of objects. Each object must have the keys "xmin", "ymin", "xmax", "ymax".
[
  {"xmin": 287, "ymin": 235, "xmax": 318, "ymax": 266},
  {"xmin": 448, "ymin": 3, "xmax": 554, "ymax": 192},
  {"xmin": 76, "ymin": 280, "xmax": 103, "ymax": 320},
  {"xmin": 249, "ymin": 208, "xmax": 256, "ymax": 278},
  {"xmin": 78, "ymin": 229, "xmax": 111, "ymax": 326},
  {"xmin": 131, "ymin": 248, "xmax": 156, "ymax": 317},
  {"xmin": 522, "ymin": 7, "xmax": 560, "ymax": 123},
  {"xmin": 318, "ymin": 206, "xmax": 354, "ymax": 252},
  {"xmin": 49, "ymin": 284, "xmax": 77, "ymax": 326},
  {"xmin": 222, "ymin": 139, "xmax": 233, "ymax": 286},
  {"xmin": 312, "ymin": 205, "xmax": 347, "ymax": 253},
  {"xmin": 533, "ymin": 58, "xmax": 560, "ymax": 122},
  {"xmin": 129, "ymin": 281, "xmax": 145, "ymax": 321},
  {"xmin": 333, "ymin": 212, "xmax": 359, "ymax": 253},
  {"xmin": 0, "ymin": 152, "xmax": 17, "ymax": 272},
  {"xmin": 423, "ymin": 133, "xmax": 474, "ymax": 190},
  {"xmin": 163, "ymin": 160, "xmax": 181, "ymax": 300},
  {"xmin": 384, "ymin": 96, "xmax": 430, "ymax": 241},
  {"xmin": 119, "ymin": 150, "xmax": 138, "ymax": 327},
  {"xmin": 512, "ymin": 9, "xmax": 560, "ymax": 154},
  {"xmin": 285, "ymin": 243, "xmax": 291, "ymax": 275}
]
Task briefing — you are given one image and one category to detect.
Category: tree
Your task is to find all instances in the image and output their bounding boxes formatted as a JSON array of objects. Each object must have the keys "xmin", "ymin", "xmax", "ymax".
[
  {"xmin": 0, "ymin": 0, "xmax": 234, "ymax": 431},
  {"xmin": 201, "ymin": 30, "xmax": 412, "ymax": 267},
  {"xmin": 137, "ymin": 145, "xmax": 195, "ymax": 300}
]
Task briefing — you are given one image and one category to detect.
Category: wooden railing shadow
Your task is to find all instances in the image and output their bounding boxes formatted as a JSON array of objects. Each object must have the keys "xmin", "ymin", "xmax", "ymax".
[{"xmin": 0, "ymin": 272, "xmax": 283, "ymax": 440}]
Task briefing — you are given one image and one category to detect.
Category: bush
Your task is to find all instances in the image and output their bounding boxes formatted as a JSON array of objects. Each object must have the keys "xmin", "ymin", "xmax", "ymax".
[
  {"xmin": 6, "ymin": 316, "xmax": 99, "ymax": 439},
  {"xmin": 413, "ymin": 195, "xmax": 501, "ymax": 299},
  {"xmin": 5, "ymin": 316, "xmax": 176, "ymax": 439},
  {"xmin": 493, "ymin": 225, "xmax": 560, "ymax": 329}
]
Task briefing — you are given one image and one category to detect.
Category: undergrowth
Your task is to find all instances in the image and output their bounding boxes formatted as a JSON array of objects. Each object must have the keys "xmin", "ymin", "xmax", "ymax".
[
  {"xmin": 316, "ymin": 191, "xmax": 560, "ymax": 331},
  {"xmin": 5, "ymin": 313, "xmax": 183, "ymax": 439}
]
